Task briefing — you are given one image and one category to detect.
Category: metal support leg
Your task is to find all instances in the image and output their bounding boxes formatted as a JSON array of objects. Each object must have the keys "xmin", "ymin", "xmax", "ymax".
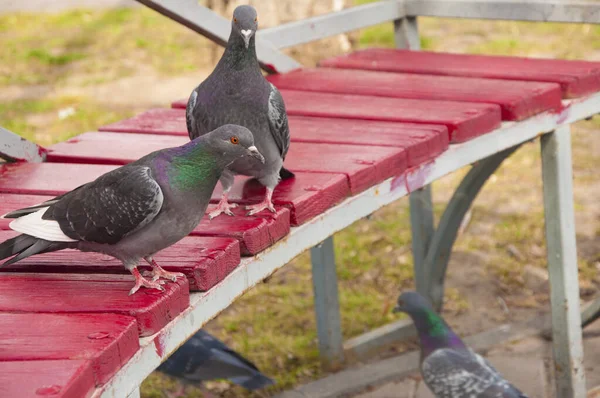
[
  {"xmin": 425, "ymin": 145, "xmax": 520, "ymax": 310},
  {"xmin": 394, "ymin": 16, "xmax": 420, "ymax": 50},
  {"xmin": 409, "ymin": 186, "xmax": 434, "ymax": 294},
  {"xmin": 540, "ymin": 126, "xmax": 586, "ymax": 398},
  {"xmin": 311, "ymin": 236, "xmax": 344, "ymax": 370},
  {"xmin": 127, "ymin": 387, "xmax": 141, "ymax": 398}
]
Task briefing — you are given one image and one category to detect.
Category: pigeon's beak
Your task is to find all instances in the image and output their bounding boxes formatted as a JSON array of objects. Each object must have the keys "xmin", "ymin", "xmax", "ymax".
[
  {"xmin": 241, "ymin": 29, "xmax": 253, "ymax": 49},
  {"xmin": 246, "ymin": 145, "xmax": 265, "ymax": 164}
]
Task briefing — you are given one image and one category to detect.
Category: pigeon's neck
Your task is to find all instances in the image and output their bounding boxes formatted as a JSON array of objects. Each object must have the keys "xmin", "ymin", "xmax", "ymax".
[
  {"xmin": 218, "ymin": 32, "xmax": 261, "ymax": 73},
  {"xmin": 411, "ymin": 308, "xmax": 466, "ymax": 358},
  {"xmin": 166, "ymin": 142, "xmax": 224, "ymax": 192}
]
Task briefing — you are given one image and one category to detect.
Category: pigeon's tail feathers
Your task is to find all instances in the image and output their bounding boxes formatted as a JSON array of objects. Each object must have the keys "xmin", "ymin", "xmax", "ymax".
[
  {"xmin": 230, "ymin": 373, "xmax": 274, "ymax": 391},
  {"xmin": 0, "ymin": 234, "xmax": 73, "ymax": 266},
  {"xmin": 279, "ymin": 167, "xmax": 295, "ymax": 180},
  {"xmin": 2, "ymin": 199, "xmax": 60, "ymax": 219}
]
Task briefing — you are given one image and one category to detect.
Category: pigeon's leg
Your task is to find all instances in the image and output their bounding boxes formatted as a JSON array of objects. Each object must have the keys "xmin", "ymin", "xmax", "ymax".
[
  {"xmin": 245, "ymin": 174, "xmax": 277, "ymax": 216},
  {"xmin": 129, "ymin": 267, "xmax": 165, "ymax": 295},
  {"xmin": 144, "ymin": 256, "xmax": 185, "ymax": 282},
  {"xmin": 208, "ymin": 170, "xmax": 237, "ymax": 219}
]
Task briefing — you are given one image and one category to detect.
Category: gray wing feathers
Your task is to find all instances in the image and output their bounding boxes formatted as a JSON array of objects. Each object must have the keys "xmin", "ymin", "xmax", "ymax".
[
  {"xmin": 186, "ymin": 89, "xmax": 198, "ymax": 140},
  {"xmin": 422, "ymin": 349, "xmax": 526, "ymax": 398},
  {"xmin": 267, "ymin": 83, "xmax": 290, "ymax": 160}
]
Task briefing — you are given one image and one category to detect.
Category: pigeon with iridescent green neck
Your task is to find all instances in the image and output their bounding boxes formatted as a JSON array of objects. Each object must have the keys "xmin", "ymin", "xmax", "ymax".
[
  {"xmin": 394, "ymin": 292, "xmax": 528, "ymax": 398},
  {"xmin": 0, "ymin": 125, "xmax": 264, "ymax": 295},
  {"xmin": 186, "ymin": 5, "xmax": 294, "ymax": 219}
]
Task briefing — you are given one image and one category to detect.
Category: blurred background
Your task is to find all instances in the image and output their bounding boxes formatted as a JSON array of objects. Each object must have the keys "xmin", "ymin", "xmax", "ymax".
[{"xmin": 1, "ymin": 0, "xmax": 599, "ymax": 397}]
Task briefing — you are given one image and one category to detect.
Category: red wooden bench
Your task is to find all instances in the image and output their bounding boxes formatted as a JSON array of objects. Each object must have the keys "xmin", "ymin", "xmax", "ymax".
[{"xmin": 1, "ymin": 1, "xmax": 599, "ymax": 397}]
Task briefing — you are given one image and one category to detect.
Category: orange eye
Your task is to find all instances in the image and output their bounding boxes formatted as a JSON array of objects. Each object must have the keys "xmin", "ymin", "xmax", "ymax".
[
  {"xmin": 233, "ymin": 17, "xmax": 237, "ymax": 23},
  {"xmin": 230, "ymin": 136, "xmax": 239, "ymax": 144},
  {"xmin": 254, "ymin": 17, "xmax": 257, "ymax": 22}
]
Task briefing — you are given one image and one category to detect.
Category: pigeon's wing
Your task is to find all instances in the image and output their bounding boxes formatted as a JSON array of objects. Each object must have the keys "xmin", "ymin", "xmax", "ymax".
[
  {"xmin": 422, "ymin": 349, "xmax": 526, "ymax": 398},
  {"xmin": 186, "ymin": 86, "xmax": 214, "ymax": 140},
  {"xmin": 42, "ymin": 165, "xmax": 164, "ymax": 244},
  {"xmin": 267, "ymin": 83, "xmax": 291, "ymax": 160}
]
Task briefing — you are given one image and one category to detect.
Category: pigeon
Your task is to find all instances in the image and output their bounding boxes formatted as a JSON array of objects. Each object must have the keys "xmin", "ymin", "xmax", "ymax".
[
  {"xmin": 186, "ymin": 5, "xmax": 294, "ymax": 219},
  {"xmin": 394, "ymin": 292, "xmax": 528, "ymax": 398},
  {"xmin": 158, "ymin": 329, "xmax": 274, "ymax": 398},
  {"xmin": 0, "ymin": 125, "xmax": 264, "ymax": 295}
]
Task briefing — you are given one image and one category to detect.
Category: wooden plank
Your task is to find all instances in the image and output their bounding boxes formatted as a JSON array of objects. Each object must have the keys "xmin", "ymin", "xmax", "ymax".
[
  {"xmin": 267, "ymin": 67, "xmax": 563, "ymax": 121},
  {"xmin": 0, "ymin": 313, "xmax": 139, "ymax": 385},
  {"xmin": 196, "ymin": 206, "xmax": 290, "ymax": 255},
  {"xmin": 99, "ymin": 113, "xmax": 448, "ymax": 168},
  {"xmin": 0, "ymin": 271, "xmax": 189, "ymax": 336},
  {"xmin": 405, "ymin": 0, "xmax": 600, "ymax": 24},
  {"xmin": 211, "ymin": 172, "xmax": 350, "ymax": 226},
  {"xmin": 99, "ymin": 108, "xmax": 188, "ymax": 135},
  {"xmin": 320, "ymin": 49, "xmax": 600, "ymax": 99},
  {"xmin": 0, "ymin": 193, "xmax": 53, "ymax": 230},
  {"xmin": 0, "ymin": 231, "xmax": 241, "ymax": 292},
  {"xmin": 0, "ymin": 360, "xmax": 96, "ymax": 398},
  {"xmin": 172, "ymin": 90, "xmax": 502, "ymax": 143},
  {"xmin": 47, "ymin": 132, "xmax": 187, "ymax": 164},
  {"xmin": 284, "ymin": 142, "xmax": 407, "ymax": 194}
]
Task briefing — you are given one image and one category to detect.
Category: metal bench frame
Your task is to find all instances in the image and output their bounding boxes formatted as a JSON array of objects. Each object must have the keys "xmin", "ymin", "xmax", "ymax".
[{"xmin": 2, "ymin": 1, "xmax": 599, "ymax": 397}]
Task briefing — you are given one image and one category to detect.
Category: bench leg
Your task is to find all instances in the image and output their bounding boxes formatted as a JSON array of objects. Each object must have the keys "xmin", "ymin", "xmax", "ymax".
[
  {"xmin": 127, "ymin": 387, "xmax": 141, "ymax": 398},
  {"xmin": 540, "ymin": 126, "xmax": 586, "ymax": 398},
  {"xmin": 425, "ymin": 145, "xmax": 519, "ymax": 310},
  {"xmin": 409, "ymin": 186, "xmax": 434, "ymax": 295},
  {"xmin": 311, "ymin": 236, "xmax": 344, "ymax": 370}
]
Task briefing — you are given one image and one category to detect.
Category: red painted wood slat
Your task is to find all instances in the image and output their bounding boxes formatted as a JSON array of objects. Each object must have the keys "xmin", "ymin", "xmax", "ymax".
[
  {"xmin": 97, "ymin": 112, "xmax": 448, "ymax": 168},
  {"xmin": 0, "ymin": 313, "xmax": 139, "ymax": 385},
  {"xmin": 0, "ymin": 164, "xmax": 350, "ymax": 226},
  {"xmin": 197, "ymin": 206, "xmax": 290, "ymax": 255},
  {"xmin": 0, "ymin": 360, "xmax": 96, "ymax": 398},
  {"xmin": 0, "ymin": 230, "xmax": 241, "ymax": 291},
  {"xmin": 320, "ymin": 49, "xmax": 600, "ymax": 98},
  {"xmin": 0, "ymin": 271, "xmax": 189, "ymax": 336},
  {"xmin": 267, "ymin": 68, "xmax": 562, "ymax": 121},
  {"xmin": 171, "ymin": 91, "xmax": 502, "ymax": 143},
  {"xmin": 211, "ymin": 172, "xmax": 350, "ymax": 226},
  {"xmin": 284, "ymin": 142, "xmax": 407, "ymax": 194}
]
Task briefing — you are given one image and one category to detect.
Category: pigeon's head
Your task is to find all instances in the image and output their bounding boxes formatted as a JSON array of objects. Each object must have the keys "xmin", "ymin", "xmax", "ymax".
[
  {"xmin": 393, "ymin": 291, "xmax": 433, "ymax": 315},
  {"xmin": 232, "ymin": 5, "xmax": 258, "ymax": 49},
  {"xmin": 206, "ymin": 124, "xmax": 265, "ymax": 164}
]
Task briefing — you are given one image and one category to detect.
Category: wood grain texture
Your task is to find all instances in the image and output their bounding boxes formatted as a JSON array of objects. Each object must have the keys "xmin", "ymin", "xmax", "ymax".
[
  {"xmin": 211, "ymin": 172, "xmax": 350, "ymax": 226},
  {"xmin": 0, "ymin": 360, "xmax": 96, "ymax": 398},
  {"xmin": 320, "ymin": 49, "xmax": 600, "ymax": 98},
  {"xmin": 0, "ymin": 313, "xmax": 139, "ymax": 385},
  {"xmin": 0, "ymin": 270, "xmax": 189, "ymax": 336},
  {"xmin": 196, "ymin": 206, "xmax": 290, "ymax": 255},
  {"xmin": 284, "ymin": 142, "xmax": 407, "ymax": 194},
  {"xmin": 276, "ymin": 90, "xmax": 502, "ymax": 143},
  {"xmin": 267, "ymin": 67, "xmax": 563, "ymax": 121},
  {"xmin": 97, "ymin": 113, "xmax": 448, "ymax": 168},
  {"xmin": 0, "ymin": 231, "xmax": 241, "ymax": 292}
]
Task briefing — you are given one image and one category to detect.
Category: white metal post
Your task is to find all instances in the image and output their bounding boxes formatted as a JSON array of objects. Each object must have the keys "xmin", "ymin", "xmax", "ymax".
[
  {"xmin": 311, "ymin": 236, "xmax": 344, "ymax": 370},
  {"xmin": 540, "ymin": 125, "xmax": 586, "ymax": 398},
  {"xmin": 126, "ymin": 387, "xmax": 141, "ymax": 398}
]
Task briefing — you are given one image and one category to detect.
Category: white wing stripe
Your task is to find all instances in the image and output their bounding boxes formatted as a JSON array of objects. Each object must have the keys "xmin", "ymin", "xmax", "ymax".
[{"xmin": 9, "ymin": 207, "xmax": 77, "ymax": 242}]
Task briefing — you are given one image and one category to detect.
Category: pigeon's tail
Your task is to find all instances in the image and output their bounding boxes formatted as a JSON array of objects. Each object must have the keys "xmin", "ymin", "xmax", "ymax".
[
  {"xmin": 2, "ymin": 200, "xmax": 59, "ymax": 219},
  {"xmin": 0, "ymin": 234, "xmax": 73, "ymax": 266},
  {"xmin": 279, "ymin": 167, "xmax": 295, "ymax": 180},
  {"xmin": 230, "ymin": 373, "xmax": 275, "ymax": 391}
]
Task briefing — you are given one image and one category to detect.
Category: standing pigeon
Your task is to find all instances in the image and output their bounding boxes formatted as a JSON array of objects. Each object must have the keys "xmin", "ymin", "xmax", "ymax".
[
  {"xmin": 394, "ymin": 292, "xmax": 528, "ymax": 398},
  {"xmin": 0, "ymin": 125, "xmax": 264, "ymax": 295},
  {"xmin": 158, "ymin": 329, "xmax": 274, "ymax": 397},
  {"xmin": 186, "ymin": 5, "xmax": 294, "ymax": 219}
]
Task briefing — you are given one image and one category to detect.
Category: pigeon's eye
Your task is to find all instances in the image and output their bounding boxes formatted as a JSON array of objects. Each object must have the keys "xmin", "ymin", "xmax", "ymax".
[
  {"xmin": 230, "ymin": 136, "xmax": 239, "ymax": 144},
  {"xmin": 233, "ymin": 17, "xmax": 238, "ymax": 23},
  {"xmin": 254, "ymin": 17, "xmax": 257, "ymax": 22}
]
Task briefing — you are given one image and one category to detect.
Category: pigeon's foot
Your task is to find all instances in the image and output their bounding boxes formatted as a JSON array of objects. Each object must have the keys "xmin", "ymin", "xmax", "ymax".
[
  {"xmin": 145, "ymin": 257, "xmax": 185, "ymax": 282},
  {"xmin": 129, "ymin": 268, "xmax": 165, "ymax": 295},
  {"xmin": 245, "ymin": 189, "xmax": 276, "ymax": 216},
  {"xmin": 209, "ymin": 194, "xmax": 238, "ymax": 219}
]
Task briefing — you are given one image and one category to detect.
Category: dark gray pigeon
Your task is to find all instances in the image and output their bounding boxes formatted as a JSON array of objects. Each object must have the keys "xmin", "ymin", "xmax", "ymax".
[
  {"xmin": 158, "ymin": 329, "xmax": 274, "ymax": 397},
  {"xmin": 0, "ymin": 125, "xmax": 264, "ymax": 295},
  {"xmin": 394, "ymin": 292, "xmax": 528, "ymax": 398},
  {"xmin": 186, "ymin": 5, "xmax": 294, "ymax": 219}
]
